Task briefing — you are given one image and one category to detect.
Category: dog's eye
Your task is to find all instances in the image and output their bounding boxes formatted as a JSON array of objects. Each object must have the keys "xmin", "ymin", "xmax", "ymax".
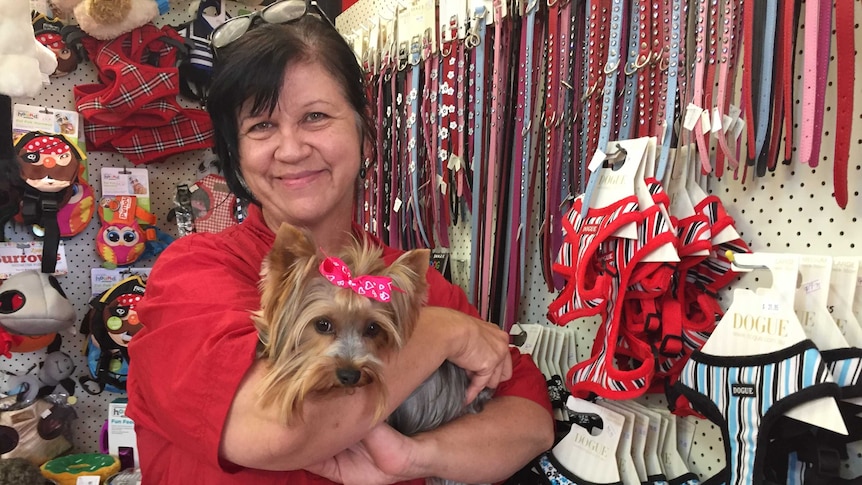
[
  {"xmin": 314, "ymin": 319, "xmax": 334, "ymax": 334},
  {"xmin": 364, "ymin": 322, "xmax": 380, "ymax": 338}
]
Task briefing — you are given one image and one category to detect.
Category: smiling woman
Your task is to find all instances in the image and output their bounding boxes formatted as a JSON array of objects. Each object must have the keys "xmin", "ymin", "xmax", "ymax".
[
  {"xmin": 124, "ymin": 11, "xmax": 553, "ymax": 485},
  {"xmin": 235, "ymin": 61, "xmax": 365, "ymax": 251}
]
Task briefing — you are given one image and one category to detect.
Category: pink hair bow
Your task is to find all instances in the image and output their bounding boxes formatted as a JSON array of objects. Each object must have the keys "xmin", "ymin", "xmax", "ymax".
[{"xmin": 318, "ymin": 256, "xmax": 400, "ymax": 303}]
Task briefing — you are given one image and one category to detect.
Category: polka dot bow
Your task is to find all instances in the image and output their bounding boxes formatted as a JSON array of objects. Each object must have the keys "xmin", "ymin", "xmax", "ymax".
[{"xmin": 318, "ymin": 256, "xmax": 400, "ymax": 303}]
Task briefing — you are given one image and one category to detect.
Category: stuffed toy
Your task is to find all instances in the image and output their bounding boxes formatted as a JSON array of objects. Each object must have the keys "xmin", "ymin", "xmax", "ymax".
[
  {"xmin": 0, "ymin": 393, "xmax": 74, "ymax": 467},
  {"xmin": 0, "ymin": 456, "xmax": 47, "ymax": 485},
  {"xmin": 31, "ymin": 11, "xmax": 80, "ymax": 77},
  {"xmin": 14, "ymin": 131, "xmax": 87, "ymax": 274},
  {"xmin": 96, "ymin": 196, "xmax": 156, "ymax": 267},
  {"xmin": 0, "ymin": 271, "xmax": 76, "ymax": 356},
  {"xmin": 0, "ymin": 0, "xmax": 58, "ymax": 98},
  {"xmin": 52, "ymin": 0, "xmax": 166, "ymax": 41},
  {"xmin": 6, "ymin": 336, "xmax": 76, "ymax": 402}
]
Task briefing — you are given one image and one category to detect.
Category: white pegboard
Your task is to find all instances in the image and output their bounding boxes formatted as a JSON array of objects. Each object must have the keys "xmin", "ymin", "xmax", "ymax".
[
  {"xmin": 2, "ymin": 0, "xmax": 223, "ymax": 457},
  {"xmin": 335, "ymin": 0, "xmax": 862, "ymax": 482},
  {"xmin": 0, "ymin": 0, "xmax": 858, "ymax": 480}
]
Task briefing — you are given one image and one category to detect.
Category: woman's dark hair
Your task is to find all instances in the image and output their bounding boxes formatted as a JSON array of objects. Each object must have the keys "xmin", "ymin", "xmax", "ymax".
[{"xmin": 206, "ymin": 16, "xmax": 374, "ymax": 203}]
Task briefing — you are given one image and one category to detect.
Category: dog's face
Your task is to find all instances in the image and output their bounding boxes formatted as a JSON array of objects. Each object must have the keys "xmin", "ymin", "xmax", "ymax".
[{"xmin": 254, "ymin": 223, "xmax": 429, "ymax": 424}]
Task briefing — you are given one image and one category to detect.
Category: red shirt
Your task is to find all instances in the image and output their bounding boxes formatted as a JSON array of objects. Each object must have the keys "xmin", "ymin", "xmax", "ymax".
[{"xmin": 126, "ymin": 204, "xmax": 551, "ymax": 484}]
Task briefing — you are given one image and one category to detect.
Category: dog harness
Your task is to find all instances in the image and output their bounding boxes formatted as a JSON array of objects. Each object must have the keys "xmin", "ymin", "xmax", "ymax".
[
  {"xmin": 821, "ymin": 348, "xmax": 862, "ymax": 399},
  {"xmin": 548, "ymin": 195, "xmax": 642, "ymax": 324},
  {"xmin": 647, "ymin": 211, "xmax": 715, "ymax": 383},
  {"xmin": 537, "ymin": 453, "xmax": 623, "ymax": 485},
  {"xmin": 674, "ymin": 340, "xmax": 840, "ymax": 485},
  {"xmin": 74, "ymin": 24, "xmax": 213, "ymax": 165},
  {"xmin": 688, "ymin": 196, "xmax": 750, "ymax": 293},
  {"xmin": 776, "ymin": 350, "xmax": 862, "ymax": 485},
  {"xmin": 553, "ymin": 194, "xmax": 678, "ymax": 400},
  {"xmin": 187, "ymin": 174, "xmax": 242, "ymax": 234}
]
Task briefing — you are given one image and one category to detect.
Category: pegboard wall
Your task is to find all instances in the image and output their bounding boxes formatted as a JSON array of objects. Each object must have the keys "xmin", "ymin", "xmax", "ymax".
[
  {"xmin": 2, "ymin": 0, "xmax": 229, "ymax": 457},
  {"xmin": 0, "ymin": 0, "xmax": 860, "ymax": 481},
  {"xmin": 336, "ymin": 0, "xmax": 860, "ymax": 482}
]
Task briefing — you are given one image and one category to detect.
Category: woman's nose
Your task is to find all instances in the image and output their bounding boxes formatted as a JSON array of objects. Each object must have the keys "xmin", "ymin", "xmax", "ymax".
[{"xmin": 273, "ymin": 125, "xmax": 311, "ymax": 162}]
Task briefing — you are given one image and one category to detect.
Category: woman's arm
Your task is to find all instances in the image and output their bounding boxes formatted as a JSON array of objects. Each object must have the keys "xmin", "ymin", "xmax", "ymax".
[
  {"xmin": 404, "ymin": 395, "xmax": 554, "ymax": 482},
  {"xmin": 307, "ymin": 350, "xmax": 554, "ymax": 484},
  {"xmin": 219, "ymin": 306, "xmax": 512, "ymax": 470}
]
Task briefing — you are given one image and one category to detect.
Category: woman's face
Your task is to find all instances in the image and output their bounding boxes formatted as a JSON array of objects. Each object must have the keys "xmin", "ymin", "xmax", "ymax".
[{"xmin": 237, "ymin": 61, "xmax": 363, "ymax": 233}]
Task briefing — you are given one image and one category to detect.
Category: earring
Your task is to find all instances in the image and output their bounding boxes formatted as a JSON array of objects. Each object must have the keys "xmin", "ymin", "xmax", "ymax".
[{"xmin": 359, "ymin": 158, "xmax": 371, "ymax": 179}]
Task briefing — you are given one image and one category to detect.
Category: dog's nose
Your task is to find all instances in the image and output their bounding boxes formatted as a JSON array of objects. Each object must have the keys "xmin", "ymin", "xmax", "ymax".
[{"xmin": 336, "ymin": 368, "xmax": 361, "ymax": 386}]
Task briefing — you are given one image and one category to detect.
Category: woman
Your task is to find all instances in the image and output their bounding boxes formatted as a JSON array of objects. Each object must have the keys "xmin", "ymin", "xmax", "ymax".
[{"xmin": 126, "ymin": 8, "xmax": 554, "ymax": 485}]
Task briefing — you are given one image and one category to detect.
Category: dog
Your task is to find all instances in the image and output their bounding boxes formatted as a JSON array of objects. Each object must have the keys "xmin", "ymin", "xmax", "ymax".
[{"xmin": 253, "ymin": 222, "xmax": 492, "ymax": 451}]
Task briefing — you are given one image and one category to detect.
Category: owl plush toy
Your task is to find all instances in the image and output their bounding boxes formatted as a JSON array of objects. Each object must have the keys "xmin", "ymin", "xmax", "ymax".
[{"xmin": 96, "ymin": 195, "xmax": 156, "ymax": 267}]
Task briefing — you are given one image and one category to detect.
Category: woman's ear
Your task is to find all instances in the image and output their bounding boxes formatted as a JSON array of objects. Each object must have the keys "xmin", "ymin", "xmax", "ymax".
[{"xmin": 362, "ymin": 136, "xmax": 374, "ymax": 165}]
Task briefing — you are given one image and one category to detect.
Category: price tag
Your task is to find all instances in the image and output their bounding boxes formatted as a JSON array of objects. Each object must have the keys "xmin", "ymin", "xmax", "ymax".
[
  {"xmin": 587, "ymin": 148, "xmax": 607, "ymax": 172},
  {"xmin": 710, "ymin": 107, "xmax": 723, "ymax": 133},
  {"xmin": 682, "ymin": 103, "xmax": 703, "ymax": 131}
]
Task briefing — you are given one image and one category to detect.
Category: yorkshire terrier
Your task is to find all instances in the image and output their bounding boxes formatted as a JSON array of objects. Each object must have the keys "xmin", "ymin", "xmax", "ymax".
[{"xmin": 253, "ymin": 223, "xmax": 492, "ymax": 445}]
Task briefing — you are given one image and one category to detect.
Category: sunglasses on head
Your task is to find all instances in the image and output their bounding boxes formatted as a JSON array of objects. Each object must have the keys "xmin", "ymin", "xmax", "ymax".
[{"xmin": 210, "ymin": 0, "xmax": 335, "ymax": 51}]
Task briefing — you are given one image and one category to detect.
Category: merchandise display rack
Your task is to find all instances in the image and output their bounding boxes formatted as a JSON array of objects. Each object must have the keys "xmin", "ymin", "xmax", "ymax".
[{"xmin": 1, "ymin": 0, "xmax": 859, "ymax": 480}]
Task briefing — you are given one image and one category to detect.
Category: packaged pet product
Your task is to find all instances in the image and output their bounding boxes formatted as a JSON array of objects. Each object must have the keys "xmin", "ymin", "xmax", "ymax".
[
  {"xmin": 79, "ymin": 275, "xmax": 146, "ymax": 394},
  {"xmin": 0, "ymin": 394, "xmax": 76, "ymax": 466},
  {"xmin": 0, "ymin": 270, "xmax": 76, "ymax": 355},
  {"xmin": 14, "ymin": 131, "xmax": 86, "ymax": 273},
  {"xmin": 95, "ymin": 195, "xmax": 156, "ymax": 267}
]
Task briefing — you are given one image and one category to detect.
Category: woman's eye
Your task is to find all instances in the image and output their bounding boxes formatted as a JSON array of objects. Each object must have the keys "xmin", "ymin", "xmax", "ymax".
[
  {"xmin": 241, "ymin": 120, "xmax": 274, "ymax": 139},
  {"xmin": 249, "ymin": 121, "xmax": 273, "ymax": 131},
  {"xmin": 305, "ymin": 112, "xmax": 327, "ymax": 122}
]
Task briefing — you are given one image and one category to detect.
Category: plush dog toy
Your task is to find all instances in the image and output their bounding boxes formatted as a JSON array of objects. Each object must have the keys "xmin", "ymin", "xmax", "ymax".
[
  {"xmin": 0, "ymin": 0, "xmax": 58, "ymax": 98},
  {"xmin": 51, "ymin": 0, "xmax": 166, "ymax": 41},
  {"xmin": 32, "ymin": 11, "xmax": 80, "ymax": 77},
  {"xmin": 6, "ymin": 336, "xmax": 76, "ymax": 401},
  {"xmin": 0, "ymin": 271, "xmax": 76, "ymax": 356}
]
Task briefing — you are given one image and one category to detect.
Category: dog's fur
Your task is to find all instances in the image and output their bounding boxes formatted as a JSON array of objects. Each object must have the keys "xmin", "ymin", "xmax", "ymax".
[{"xmin": 253, "ymin": 223, "xmax": 491, "ymax": 441}]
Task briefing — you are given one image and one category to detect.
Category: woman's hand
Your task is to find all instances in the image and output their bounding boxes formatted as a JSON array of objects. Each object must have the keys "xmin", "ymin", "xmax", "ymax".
[
  {"xmin": 418, "ymin": 307, "xmax": 513, "ymax": 403},
  {"xmin": 305, "ymin": 424, "xmax": 421, "ymax": 484}
]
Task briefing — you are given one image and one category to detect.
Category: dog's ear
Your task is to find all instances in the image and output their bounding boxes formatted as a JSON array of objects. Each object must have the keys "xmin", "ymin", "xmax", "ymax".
[
  {"xmin": 389, "ymin": 248, "xmax": 430, "ymax": 296},
  {"xmin": 267, "ymin": 223, "xmax": 319, "ymax": 276},
  {"xmin": 384, "ymin": 249, "xmax": 430, "ymax": 341}
]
